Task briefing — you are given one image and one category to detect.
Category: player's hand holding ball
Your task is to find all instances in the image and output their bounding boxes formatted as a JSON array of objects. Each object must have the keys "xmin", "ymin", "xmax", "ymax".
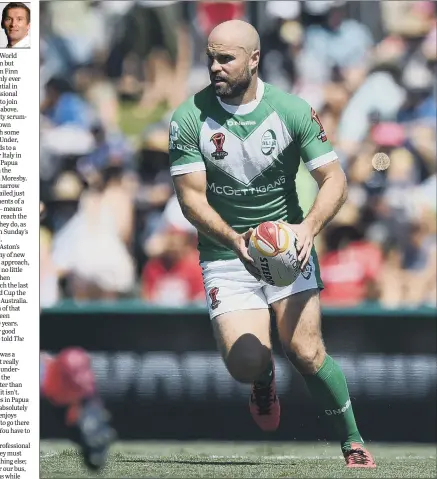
[
  {"xmin": 248, "ymin": 221, "xmax": 303, "ymax": 287},
  {"xmin": 278, "ymin": 220, "xmax": 315, "ymax": 270}
]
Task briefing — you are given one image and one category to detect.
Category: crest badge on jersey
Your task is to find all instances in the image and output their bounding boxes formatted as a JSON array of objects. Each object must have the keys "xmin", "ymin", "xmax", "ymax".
[
  {"xmin": 169, "ymin": 120, "xmax": 179, "ymax": 150},
  {"xmin": 210, "ymin": 132, "xmax": 228, "ymax": 160},
  {"xmin": 311, "ymin": 108, "xmax": 327, "ymax": 143},
  {"xmin": 261, "ymin": 129, "xmax": 277, "ymax": 155}
]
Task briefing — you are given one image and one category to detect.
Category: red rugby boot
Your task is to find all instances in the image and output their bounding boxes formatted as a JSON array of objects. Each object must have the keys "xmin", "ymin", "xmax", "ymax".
[
  {"xmin": 343, "ymin": 443, "xmax": 376, "ymax": 468},
  {"xmin": 249, "ymin": 360, "xmax": 280, "ymax": 432}
]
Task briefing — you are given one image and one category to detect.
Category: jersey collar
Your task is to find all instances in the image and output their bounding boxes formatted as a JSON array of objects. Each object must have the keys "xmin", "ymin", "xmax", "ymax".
[{"xmin": 216, "ymin": 79, "xmax": 265, "ymax": 116}]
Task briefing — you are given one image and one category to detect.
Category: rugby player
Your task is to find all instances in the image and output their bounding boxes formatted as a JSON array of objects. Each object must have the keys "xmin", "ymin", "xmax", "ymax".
[
  {"xmin": 40, "ymin": 203, "xmax": 114, "ymax": 471},
  {"xmin": 168, "ymin": 20, "xmax": 376, "ymax": 468},
  {"xmin": 40, "ymin": 349, "xmax": 115, "ymax": 471}
]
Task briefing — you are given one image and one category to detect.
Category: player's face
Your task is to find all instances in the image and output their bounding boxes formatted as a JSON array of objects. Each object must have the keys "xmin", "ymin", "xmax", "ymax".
[
  {"xmin": 2, "ymin": 8, "xmax": 30, "ymax": 43},
  {"xmin": 207, "ymin": 45, "xmax": 252, "ymax": 99}
]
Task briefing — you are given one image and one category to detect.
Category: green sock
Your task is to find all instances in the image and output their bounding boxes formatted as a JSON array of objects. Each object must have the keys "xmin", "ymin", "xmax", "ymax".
[{"xmin": 302, "ymin": 354, "xmax": 363, "ymax": 450}]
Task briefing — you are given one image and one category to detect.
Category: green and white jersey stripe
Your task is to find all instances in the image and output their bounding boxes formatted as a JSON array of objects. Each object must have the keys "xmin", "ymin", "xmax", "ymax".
[{"xmin": 169, "ymin": 80, "xmax": 337, "ymax": 261}]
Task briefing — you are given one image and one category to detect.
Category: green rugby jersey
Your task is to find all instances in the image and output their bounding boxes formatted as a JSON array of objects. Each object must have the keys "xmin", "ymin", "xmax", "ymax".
[{"xmin": 169, "ymin": 80, "xmax": 337, "ymax": 261}]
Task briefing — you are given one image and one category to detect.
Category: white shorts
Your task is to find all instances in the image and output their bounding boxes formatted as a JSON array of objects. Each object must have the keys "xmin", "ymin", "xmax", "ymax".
[{"xmin": 201, "ymin": 255, "xmax": 320, "ymax": 319}]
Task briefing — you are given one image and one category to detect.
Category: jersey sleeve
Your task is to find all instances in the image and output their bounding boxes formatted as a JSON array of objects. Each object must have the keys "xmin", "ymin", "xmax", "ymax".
[
  {"xmin": 291, "ymin": 98, "xmax": 338, "ymax": 172},
  {"xmin": 168, "ymin": 105, "xmax": 206, "ymax": 176}
]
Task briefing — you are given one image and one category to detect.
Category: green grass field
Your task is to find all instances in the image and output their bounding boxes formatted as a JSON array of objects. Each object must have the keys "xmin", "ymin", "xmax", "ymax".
[{"xmin": 40, "ymin": 441, "xmax": 436, "ymax": 478}]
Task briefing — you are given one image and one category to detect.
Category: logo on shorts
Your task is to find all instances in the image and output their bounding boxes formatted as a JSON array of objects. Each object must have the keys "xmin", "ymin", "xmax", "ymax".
[
  {"xmin": 311, "ymin": 108, "xmax": 327, "ymax": 143},
  {"xmin": 208, "ymin": 287, "xmax": 221, "ymax": 310},
  {"xmin": 301, "ymin": 261, "xmax": 312, "ymax": 280},
  {"xmin": 261, "ymin": 129, "xmax": 277, "ymax": 155},
  {"xmin": 210, "ymin": 133, "xmax": 228, "ymax": 160}
]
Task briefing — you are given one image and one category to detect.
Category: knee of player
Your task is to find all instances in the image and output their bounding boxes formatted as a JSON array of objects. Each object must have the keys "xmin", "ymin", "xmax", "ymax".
[
  {"xmin": 285, "ymin": 340, "xmax": 325, "ymax": 374},
  {"xmin": 227, "ymin": 356, "xmax": 269, "ymax": 383},
  {"xmin": 226, "ymin": 338, "xmax": 271, "ymax": 383}
]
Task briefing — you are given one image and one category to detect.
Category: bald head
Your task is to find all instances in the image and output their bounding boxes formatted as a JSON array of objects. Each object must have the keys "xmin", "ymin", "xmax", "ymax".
[
  {"xmin": 208, "ymin": 20, "xmax": 260, "ymax": 55},
  {"xmin": 206, "ymin": 20, "xmax": 260, "ymax": 102}
]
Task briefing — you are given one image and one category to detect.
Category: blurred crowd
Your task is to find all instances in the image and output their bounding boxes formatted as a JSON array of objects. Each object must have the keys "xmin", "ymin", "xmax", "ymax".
[{"xmin": 39, "ymin": 0, "xmax": 437, "ymax": 309}]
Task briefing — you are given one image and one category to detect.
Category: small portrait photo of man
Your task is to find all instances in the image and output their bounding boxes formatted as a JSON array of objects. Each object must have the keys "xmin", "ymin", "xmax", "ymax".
[{"xmin": 0, "ymin": 2, "xmax": 30, "ymax": 48}]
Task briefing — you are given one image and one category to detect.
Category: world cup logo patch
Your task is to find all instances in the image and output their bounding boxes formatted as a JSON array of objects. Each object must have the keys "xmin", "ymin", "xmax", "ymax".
[
  {"xmin": 208, "ymin": 287, "xmax": 221, "ymax": 310},
  {"xmin": 311, "ymin": 108, "xmax": 327, "ymax": 143},
  {"xmin": 210, "ymin": 132, "xmax": 228, "ymax": 160}
]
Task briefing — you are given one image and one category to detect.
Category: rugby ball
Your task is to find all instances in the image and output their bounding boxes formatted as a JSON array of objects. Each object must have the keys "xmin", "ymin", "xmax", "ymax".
[{"xmin": 248, "ymin": 221, "xmax": 301, "ymax": 287}]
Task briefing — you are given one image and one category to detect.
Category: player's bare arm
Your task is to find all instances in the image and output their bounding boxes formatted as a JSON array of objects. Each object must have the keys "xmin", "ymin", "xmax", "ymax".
[
  {"xmin": 284, "ymin": 160, "xmax": 347, "ymax": 268},
  {"xmin": 173, "ymin": 170, "xmax": 237, "ymax": 247},
  {"xmin": 305, "ymin": 160, "xmax": 348, "ymax": 235},
  {"xmin": 173, "ymin": 171, "xmax": 260, "ymax": 279}
]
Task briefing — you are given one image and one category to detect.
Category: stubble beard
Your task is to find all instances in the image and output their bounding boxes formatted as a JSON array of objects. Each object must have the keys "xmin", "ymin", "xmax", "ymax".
[{"xmin": 214, "ymin": 65, "xmax": 253, "ymax": 100}]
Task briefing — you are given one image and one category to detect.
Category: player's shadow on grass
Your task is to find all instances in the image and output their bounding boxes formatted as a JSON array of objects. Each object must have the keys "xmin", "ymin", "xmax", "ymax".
[{"xmin": 119, "ymin": 458, "xmax": 292, "ymax": 466}]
